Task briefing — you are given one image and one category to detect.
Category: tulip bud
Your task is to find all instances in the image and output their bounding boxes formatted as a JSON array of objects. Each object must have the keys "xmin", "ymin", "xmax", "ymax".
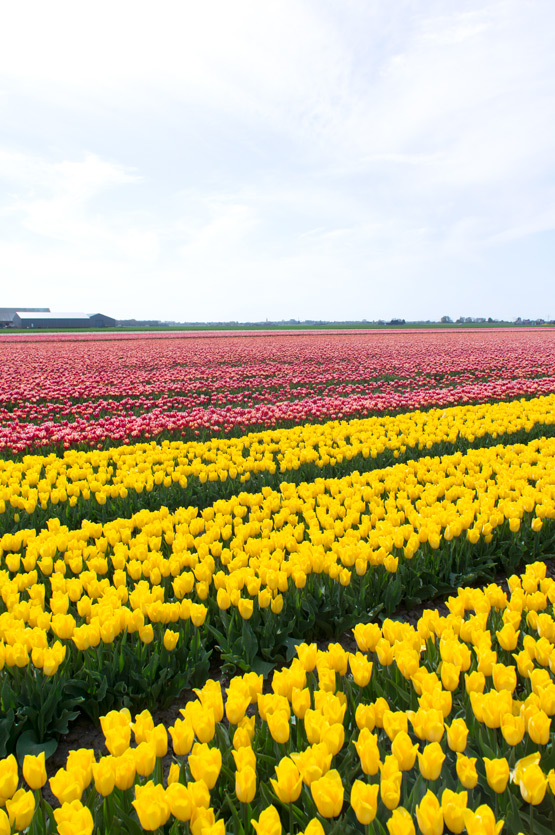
[
  {"xmin": 52, "ymin": 800, "xmax": 94, "ymax": 835},
  {"xmin": 236, "ymin": 766, "xmax": 257, "ymax": 804},
  {"xmin": 350, "ymin": 780, "xmax": 379, "ymax": 824},
  {"xmin": 23, "ymin": 752, "xmax": 47, "ymax": 790},
  {"xmin": 446, "ymin": 718, "xmax": 468, "ymax": 753},
  {"xmin": 386, "ymin": 806, "xmax": 416, "ymax": 835},
  {"xmin": 354, "ymin": 728, "xmax": 381, "ymax": 775},
  {"xmin": 133, "ymin": 781, "xmax": 170, "ymax": 831},
  {"xmin": 188, "ymin": 742, "xmax": 222, "ymax": 790},
  {"xmin": 92, "ymin": 757, "xmax": 116, "ymax": 797},
  {"xmin": 6, "ymin": 788, "xmax": 35, "ymax": 831},
  {"xmin": 456, "ymin": 754, "xmax": 478, "ymax": 789},
  {"xmin": 418, "ymin": 742, "xmax": 445, "ymax": 781},
  {"xmin": 391, "ymin": 731, "xmax": 418, "ymax": 771},
  {"xmin": 251, "ymin": 805, "xmax": 282, "ymax": 835},
  {"xmin": 441, "ymin": 788, "xmax": 467, "ymax": 835},
  {"xmin": 310, "ymin": 769, "xmax": 344, "ymax": 818},
  {"xmin": 416, "ymin": 790, "xmax": 443, "ymax": 835},
  {"xmin": 463, "ymin": 805, "xmax": 504, "ymax": 835},
  {"xmin": 166, "ymin": 782, "xmax": 192, "ymax": 821},
  {"xmin": 270, "ymin": 757, "xmax": 302, "ymax": 804}
]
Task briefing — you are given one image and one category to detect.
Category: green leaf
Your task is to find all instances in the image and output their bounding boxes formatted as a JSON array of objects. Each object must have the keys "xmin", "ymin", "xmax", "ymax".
[
  {"xmin": 241, "ymin": 621, "xmax": 259, "ymax": 664},
  {"xmin": 250, "ymin": 657, "xmax": 275, "ymax": 677},
  {"xmin": 16, "ymin": 730, "xmax": 58, "ymax": 762},
  {"xmin": 0, "ymin": 711, "xmax": 16, "ymax": 758}
]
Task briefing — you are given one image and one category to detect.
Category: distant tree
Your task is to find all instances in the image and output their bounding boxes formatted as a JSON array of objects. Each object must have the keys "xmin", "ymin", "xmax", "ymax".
[{"xmin": 441, "ymin": 315, "xmax": 452, "ymax": 323}]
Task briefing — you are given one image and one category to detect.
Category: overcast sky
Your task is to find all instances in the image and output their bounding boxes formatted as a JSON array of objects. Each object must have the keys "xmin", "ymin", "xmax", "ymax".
[{"xmin": 1, "ymin": 0, "xmax": 554, "ymax": 323}]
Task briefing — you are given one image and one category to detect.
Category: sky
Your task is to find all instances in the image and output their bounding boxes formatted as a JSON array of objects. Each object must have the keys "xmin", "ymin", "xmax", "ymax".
[{"xmin": 1, "ymin": 0, "xmax": 554, "ymax": 323}]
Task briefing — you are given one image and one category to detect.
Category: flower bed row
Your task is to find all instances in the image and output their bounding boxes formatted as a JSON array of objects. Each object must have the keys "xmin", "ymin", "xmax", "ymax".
[
  {"xmin": 2, "ymin": 560, "xmax": 555, "ymax": 834},
  {"xmin": 3, "ymin": 393, "xmax": 555, "ymax": 535},
  {"xmin": 2, "ymin": 435, "xmax": 555, "ymax": 756},
  {"xmin": 2, "ymin": 330, "xmax": 555, "ymax": 453}
]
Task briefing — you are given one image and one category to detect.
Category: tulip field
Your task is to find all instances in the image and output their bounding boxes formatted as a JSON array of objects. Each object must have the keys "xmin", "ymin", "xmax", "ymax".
[{"xmin": 1, "ymin": 328, "xmax": 555, "ymax": 834}]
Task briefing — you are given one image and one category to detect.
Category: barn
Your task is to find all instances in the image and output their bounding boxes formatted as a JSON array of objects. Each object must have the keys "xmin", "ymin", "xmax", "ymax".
[
  {"xmin": 12, "ymin": 311, "xmax": 116, "ymax": 329},
  {"xmin": 0, "ymin": 307, "xmax": 50, "ymax": 327}
]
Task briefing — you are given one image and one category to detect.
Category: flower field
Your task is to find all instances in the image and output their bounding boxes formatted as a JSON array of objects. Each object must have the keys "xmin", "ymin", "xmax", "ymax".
[{"xmin": 1, "ymin": 327, "xmax": 555, "ymax": 834}]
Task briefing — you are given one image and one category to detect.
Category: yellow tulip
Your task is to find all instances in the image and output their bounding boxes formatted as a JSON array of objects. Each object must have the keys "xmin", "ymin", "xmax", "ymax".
[
  {"xmin": 270, "ymin": 757, "xmax": 302, "ymax": 803},
  {"xmin": 463, "ymin": 805, "xmax": 504, "ymax": 835},
  {"xmin": 188, "ymin": 742, "xmax": 222, "ymax": 789},
  {"xmin": 441, "ymin": 788, "xmax": 467, "ymax": 835},
  {"xmin": 291, "ymin": 687, "xmax": 311, "ymax": 719},
  {"xmin": 5, "ymin": 788, "xmax": 35, "ymax": 831},
  {"xmin": 163, "ymin": 629, "xmax": 179, "ymax": 650},
  {"xmin": 355, "ymin": 703, "xmax": 376, "ymax": 731},
  {"xmin": 303, "ymin": 819, "xmax": 325, "ymax": 835},
  {"xmin": 132, "ymin": 710, "xmax": 154, "ymax": 744},
  {"xmin": 190, "ymin": 603, "xmax": 207, "ymax": 627},
  {"xmin": 527, "ymin": 710, "xmax": 551, "ymax": 745},
  {"xmin": 391, "ymin": 731, "xmax": 418, "ymax": 771},
  {"xmin": 134, "ymin": 741, "xmax": 157, "ymax": 778},
  {"xmin": 484, "ymin": 758, "xmax": 510, "ymax": 794},
  {"xmin": 440, "ymin": 662, "xmax": 461, "ymax": 691},
  {"xmin": 496, "ymin": 623, "xmax": 519, "ymax": 651},
  {"xmin": 182, "ymin": 701, "xmax": 216, "ymax": 743},
  {"xmin": 291, "ymin": 743, "xmax": 332, "ymax": 786},
  {"xmin": 350, "ymin": 780, "xmax": 379, "ymax": 824},
  {"xmin": 455, "ymin": 754, "xmax": 477, "ymax": 789},
  {"xmin": 464, "ymin": 671, "xmax": 486, "ymax": 694},
  {"xmin": 113, "ymin": 751, "xmax": 136, "ymax": 790},
  {"xmin": 516, "ymin": 761, "xmax": 548, "ymax": 805},
  {"xmin": 23, "ymin": 751, "xmax": 47, "ymax": 789},
  {"xmin": 349, "ymin": 652, "xmax": 373, "ymax": 686},
  {"xmin": 238, "ymin": 598, "xmax": 254, "ymax": 620},
  {"xmin": 310, "ymin": 769, "xmax": 344, "ymax": 818},
  {"xmin": 236, "ymin": 766, "xmax": 257, "ymax": 804},
  {"xmin": 53, "ymin": 800, "xmax": 94, "ymax": 835},
  {"xmin": 0, "ymin": 755, "xmax": 19, "ymax": 803},
  {"xmin": 190, "ymin": 806, "xmax": 216, "ymax": 835},
  {"xmin": 354, "ymin": 728, "xmax": 381, "ymax": 775},
  {"xmin": 267, "ymin": 710, "xmax": 290, "ymax": 744},
  {"xmin": 383, "ymin": 710, "xmax": 408, "ymax": 741},
  {"xmin": 492, "ymin": 663, "xmax": 517, "ymax": 693},
  {"xmin": 148, "ymin": 724, "xmax": 168, "ymax": 758},
  {"xmin": 92, "ymin": 758, "xmax": 116, "ymax": 797},
  {"xmin": 225, "ymin": 689, "xmax": 251, "ymax": 725},
  {"xmin": 386, "ymin": 806, "xmax": 416, "ymax": 835},
  {"xmin": 232, "ymin": 746, "xmax": 256, "ymax": 772},
  {"xmin": 418, "ymin": 742, "xmax": 445, "ymax": 781},
  {"xmin": 446, "ymin": 718, "xmax": 468, "ymax": 753},
  {"xmin": 296, "ymin": 642, "xmax": 318, "ymax": 672},
  {"xmin": 166, "ymin": 782, "xmax": 192, "ymax": 821},
  {"xmin": 169, "ymin": 717, "xmax": 194, "ymax": 756},
  {"xmin": 133, "ymin": 781, "xmax": 171, "ymax": 831},
  {"xmin": 0, "ymin": 810, "xmax": 9, "ymax": 835},
  {"xmin": 49, "ymin": 767, "xmax": 83, "ymax": 805},
  {"xmin": 416, "ymin": 790, "xmax": 443, "ymax": 835},
  {"xmin": 380, "ymin": 773, "xmax": 402, "ymax": 811},
  {"xmin": 500, "ymin": 713, "xmax": 525, "ymax": 746},
  {"xmin": 251, "ymin": 805, "xmax": 282, "ymax": 835}
]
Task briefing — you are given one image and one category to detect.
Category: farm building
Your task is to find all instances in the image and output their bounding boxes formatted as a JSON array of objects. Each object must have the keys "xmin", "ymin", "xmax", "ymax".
[
  {"xmin": 12, "ymin": 311, "xmax": 116, "ymax": 329},
  {"xmin": 0, "ymin": 307, "xmax": 50, "ymax": 327}
]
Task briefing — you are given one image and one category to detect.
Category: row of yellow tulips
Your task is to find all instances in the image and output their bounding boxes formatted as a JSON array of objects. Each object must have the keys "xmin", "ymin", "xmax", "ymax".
[
  {"xmin": 2, "ymin": 393, "xmax": 555, "ymax": 530},
  {"xmin": 2, "ymin": 560, "xmax": 554, "ymax": 834},
  {"xmin": 2, "ymin": 432, "xmax": 555, "ymax": 663}
]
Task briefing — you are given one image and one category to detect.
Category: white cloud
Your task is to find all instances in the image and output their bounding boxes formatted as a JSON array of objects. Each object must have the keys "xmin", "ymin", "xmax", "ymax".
[{"xmin": 0, "ymin": 0, "xmax": 554, "ymax": 321}]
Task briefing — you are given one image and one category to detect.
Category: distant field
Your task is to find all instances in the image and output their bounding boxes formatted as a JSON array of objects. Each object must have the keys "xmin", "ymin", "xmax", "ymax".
[{"xmin": 1, "ymin": 319, "xmax": 538, "ymax": 334}]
